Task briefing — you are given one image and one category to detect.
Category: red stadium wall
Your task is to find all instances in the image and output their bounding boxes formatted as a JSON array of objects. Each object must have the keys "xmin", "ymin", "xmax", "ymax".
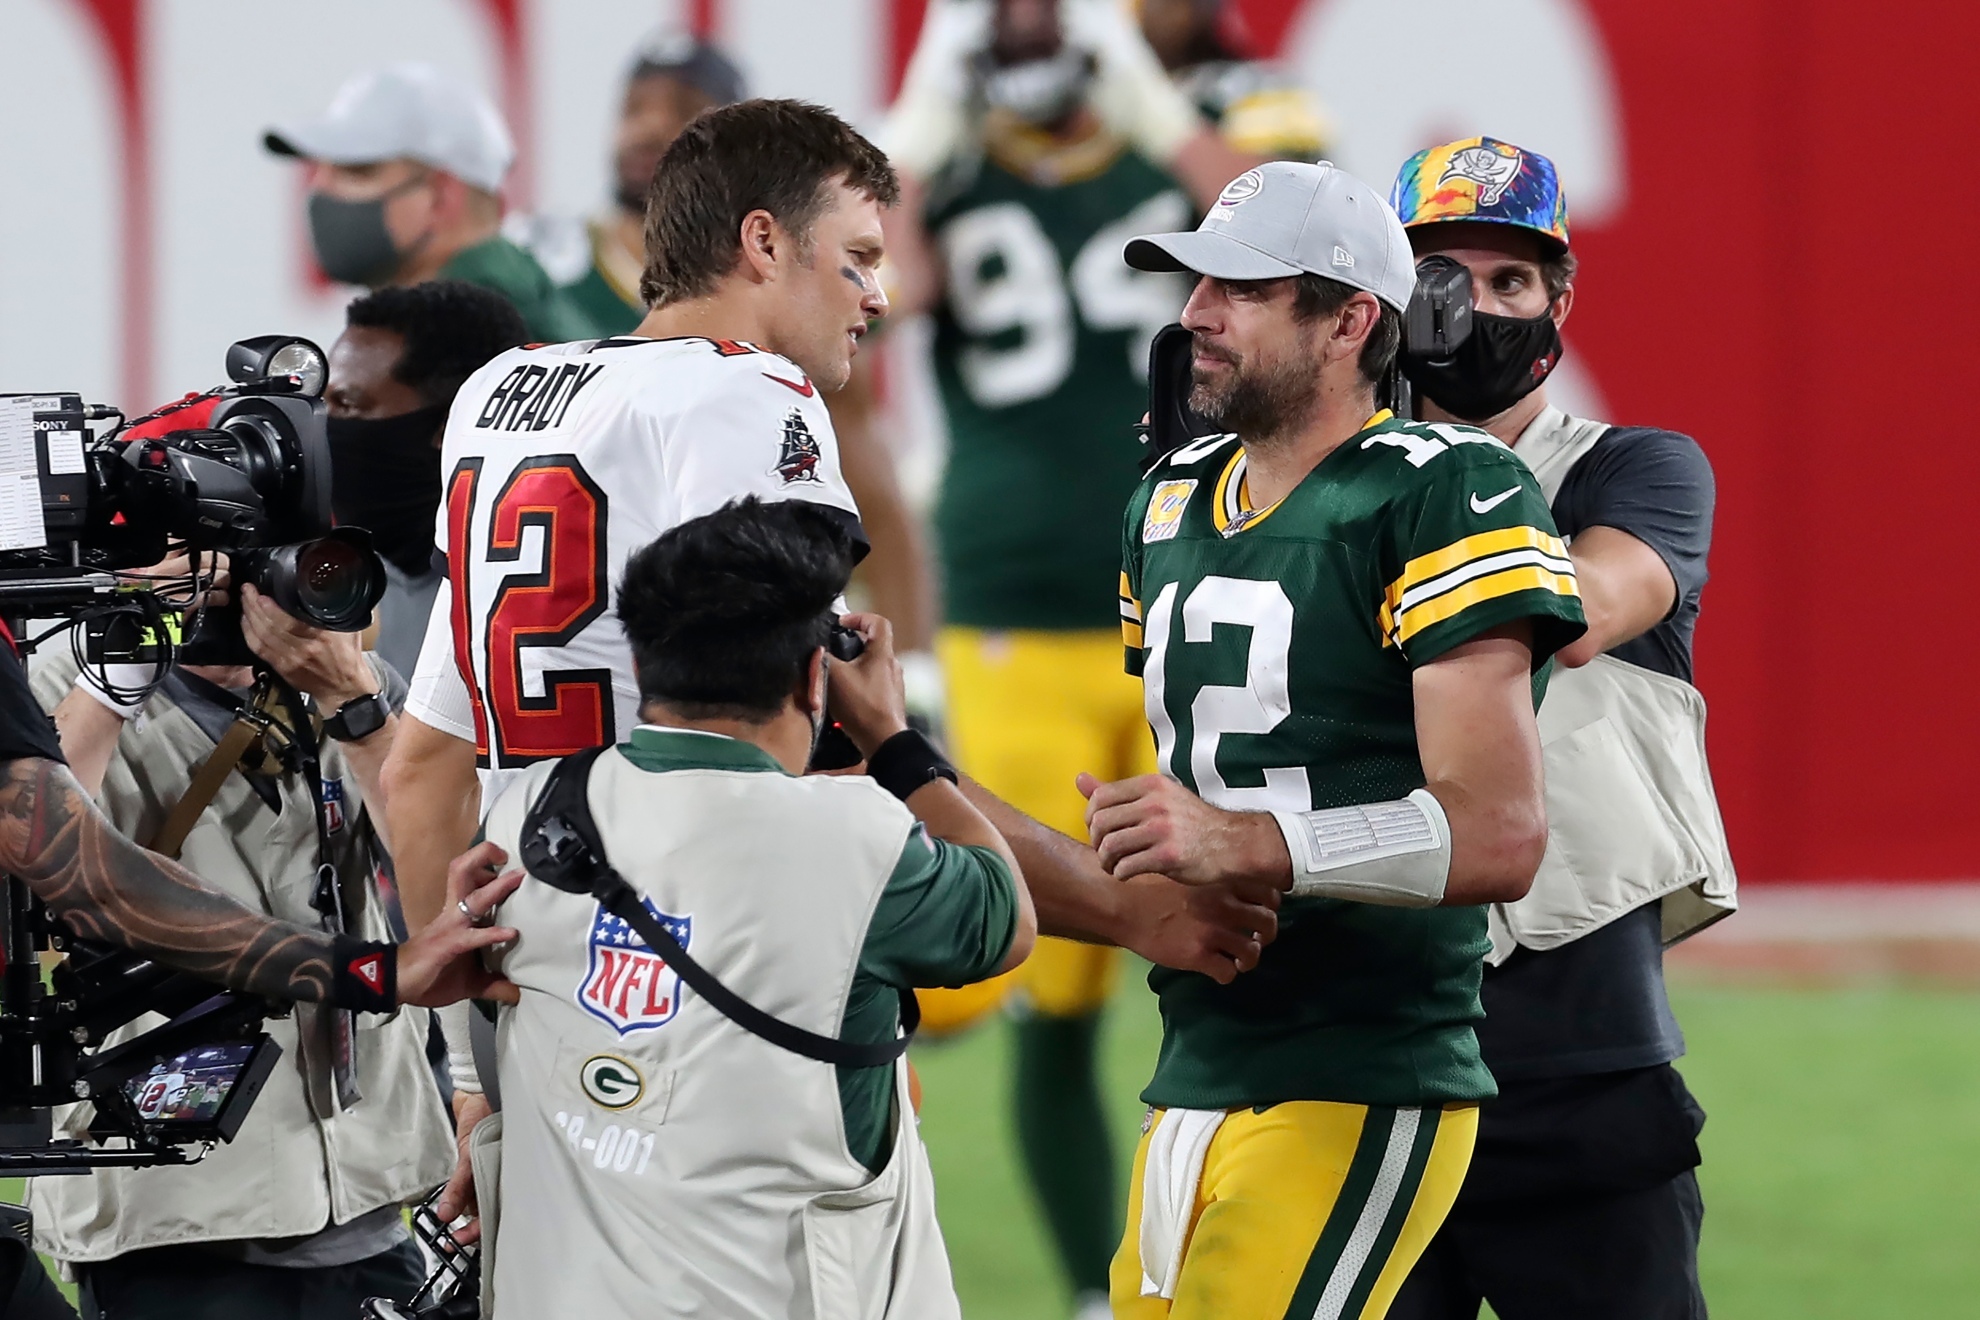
[{"xmin": 886, "ymin": 0, "xmax": 1980, "ymax": 884}]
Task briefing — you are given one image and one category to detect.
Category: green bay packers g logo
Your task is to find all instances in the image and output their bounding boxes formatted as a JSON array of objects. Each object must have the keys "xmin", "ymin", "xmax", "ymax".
[{"xmin": 580, "ymin": 1054, "xmax": 644, "ymax": 1109}]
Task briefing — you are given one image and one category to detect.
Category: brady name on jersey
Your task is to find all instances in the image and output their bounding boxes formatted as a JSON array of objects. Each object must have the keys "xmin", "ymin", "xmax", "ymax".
[{"xmin": 405, "ymin": 334, "xmax": 863, "ymax": 805}]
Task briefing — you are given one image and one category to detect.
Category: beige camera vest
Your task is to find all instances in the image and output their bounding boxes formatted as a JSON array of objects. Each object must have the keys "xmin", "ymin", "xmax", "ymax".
[
  {"xmin": 1491, "ymin": 408, "xmax": 1739, "ymax": 965},
  {"xmin": 25, "ymin": 657, "xmax": 454, "ymax": 1261},
  {"xmin": 475, "ymin": 747, "xmax": 960, "ymax": 1320}
]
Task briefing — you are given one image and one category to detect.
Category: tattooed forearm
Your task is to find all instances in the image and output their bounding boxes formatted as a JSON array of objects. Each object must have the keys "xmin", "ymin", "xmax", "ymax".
[{"xmin": 0, "ymin": 756, "xmax": 341, "ymax": 1001}]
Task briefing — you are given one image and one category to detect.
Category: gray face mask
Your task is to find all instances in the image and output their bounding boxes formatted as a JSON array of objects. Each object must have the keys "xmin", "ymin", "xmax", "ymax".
[{"xmin": 307, "ymin": 177, "xmax": 428, "ymax": 287}]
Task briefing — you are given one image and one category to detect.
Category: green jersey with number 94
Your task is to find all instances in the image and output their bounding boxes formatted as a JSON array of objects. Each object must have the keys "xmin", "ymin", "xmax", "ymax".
[
  {"xmin": 929, "ymin": 134, "xmax": 1193, "ymax": 630},
  {"xmin": 1119, "ymin": 414, "xmax": 1587, "ymax": 1110}
]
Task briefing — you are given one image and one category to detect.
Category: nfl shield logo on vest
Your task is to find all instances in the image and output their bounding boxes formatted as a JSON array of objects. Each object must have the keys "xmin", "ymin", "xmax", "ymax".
[
  {"xmin": 578, "ymin": 899, "xmax": 693, "ymax": 1034},
  {"xmin": 321, "ymin": 778, "xmax": 346, "ymax": 833}
]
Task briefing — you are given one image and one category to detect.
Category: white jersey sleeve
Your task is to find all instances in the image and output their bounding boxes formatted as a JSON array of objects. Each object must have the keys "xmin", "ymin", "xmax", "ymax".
[
  {"xmin": 662, "ymin": 356, "xmax": 861, "ymax": 529},
  {"xmin": 403, "ymin": 578, "xmax": 476, "ymax": 741}
]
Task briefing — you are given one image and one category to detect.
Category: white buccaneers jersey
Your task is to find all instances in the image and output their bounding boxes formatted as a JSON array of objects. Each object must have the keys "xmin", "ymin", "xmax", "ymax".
[{"xmin": 404, "ymin": 336, "xmax": 860, "ymax": 803}]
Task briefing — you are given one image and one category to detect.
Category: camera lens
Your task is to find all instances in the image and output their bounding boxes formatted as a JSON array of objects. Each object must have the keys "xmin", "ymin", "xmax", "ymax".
[
  {"xmin": 294, "ymin": 537, "xmax": 369, "ymax": 623},
  {"xmin": 250, "ymin": 529, "xmax": 387, "ymax": 632}
]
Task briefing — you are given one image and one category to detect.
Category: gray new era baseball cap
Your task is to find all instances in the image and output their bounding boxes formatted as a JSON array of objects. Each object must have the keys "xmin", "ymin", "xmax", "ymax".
[
  {"xmin": 266, "ymin": 64, "xmax": 515, "ymax": 195},
  {"xmin": 1125, "ymin": 161, "xmax": 1417, "ymax": 312}
]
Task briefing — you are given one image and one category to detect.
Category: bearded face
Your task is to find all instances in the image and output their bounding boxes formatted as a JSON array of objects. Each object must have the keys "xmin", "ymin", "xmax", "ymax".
[{"xmin": 1188, "ymin": 319, "xmax": 1323, "ymax": 444}]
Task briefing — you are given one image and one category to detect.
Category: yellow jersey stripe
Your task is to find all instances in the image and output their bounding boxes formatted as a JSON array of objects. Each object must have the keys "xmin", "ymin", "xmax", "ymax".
[
  {"xmin": 1398, "ymin": 546, "xmax": 1576, "ymax": 614},
  {"xmin": 1385, "ymin": 525, "xmax": 1569, "ymax": 611},
  {"xmin": 1209, "ymin": 411, "xmax": 1396, "ymax": 537},
  {"xmin": 1211, "ymin": 448, "xmax": 1287, "ymax": 535},
  {"xmin": 1119, "ymin": 572, "xmax": 1143, "ymax": 623},
  {"xmin": 1390, "ymin": 565, "xmax": 1580, "ymax": 646},
  {"xmin": 1121, "ymin": 619, "xmax": 1144, "ymax": 649}
]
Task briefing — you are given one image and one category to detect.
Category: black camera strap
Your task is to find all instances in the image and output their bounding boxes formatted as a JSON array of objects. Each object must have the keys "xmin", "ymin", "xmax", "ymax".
[
  {"xmin": 267, "ymin": 676, "xmax": 367, "ymax": 1110},
  {"xmin": 520, "ymin": 747, "xmax": 917, "ymax": 1069}
]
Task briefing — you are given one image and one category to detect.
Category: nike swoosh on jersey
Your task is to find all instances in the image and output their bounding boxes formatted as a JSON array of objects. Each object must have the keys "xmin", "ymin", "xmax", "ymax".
[
  {"xmin": 1469, "ymin": 486, "xmax": 1522, "ymax": 514},
  {"xmin": 763, "ymin": 372, "xmax": 816, "ymax": 398}
]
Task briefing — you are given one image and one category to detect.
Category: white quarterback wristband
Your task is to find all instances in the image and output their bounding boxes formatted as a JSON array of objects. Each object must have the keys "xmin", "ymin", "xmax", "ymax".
[
  {"xmin": 1271, "ymin": 789, "xmax": 1452, "ymax": 907},
  {"xmin": 437, "ymin": 1000, "xmax": 483, "ymax": 1096}
]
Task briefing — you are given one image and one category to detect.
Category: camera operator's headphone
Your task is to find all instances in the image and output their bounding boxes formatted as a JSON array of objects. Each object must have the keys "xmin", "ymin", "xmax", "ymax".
[{"xmin": 519, "ymin": 746, "xmax": 917, "ymax": 1068}]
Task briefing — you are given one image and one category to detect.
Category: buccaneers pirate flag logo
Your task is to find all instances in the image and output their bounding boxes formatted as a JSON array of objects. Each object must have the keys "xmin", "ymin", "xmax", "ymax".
[{"xmin": 772, "ymin": 409, "xmax": 823, "ymax": 484}]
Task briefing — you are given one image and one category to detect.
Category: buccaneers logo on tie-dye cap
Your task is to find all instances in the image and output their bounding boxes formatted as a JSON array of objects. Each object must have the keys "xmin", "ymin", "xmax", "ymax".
[{"xmin": 1390, "ymin": 136, "xmax": 1571, "ymax": 253}]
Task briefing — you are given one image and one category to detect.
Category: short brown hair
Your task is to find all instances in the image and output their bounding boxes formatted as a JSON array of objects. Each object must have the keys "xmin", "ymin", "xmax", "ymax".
[
  {"xmin": 1291, "ymin": 274, "xmax": 1401, "ymax": 384},
  {"xmin": 639, "ymin": 99, "xmax": 899, "ymax": 308}
]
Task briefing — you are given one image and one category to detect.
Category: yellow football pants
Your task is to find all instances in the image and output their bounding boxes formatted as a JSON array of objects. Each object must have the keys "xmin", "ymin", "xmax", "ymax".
[
  {"xmin": 1110, "ymin": 1101, "xmax": 1477, "ymax": 1320},
  {"xmin": 919, "ymin": 628, "xmax": 1156, "ymax": 1032}
]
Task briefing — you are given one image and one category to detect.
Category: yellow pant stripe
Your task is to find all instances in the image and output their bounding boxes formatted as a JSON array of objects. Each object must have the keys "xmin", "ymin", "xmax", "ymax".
[
  {"xmin": 917, "ymin": 630, "xmax": 1151, "ymax": 1030},
  {"xmin": 1111, "ymin": 1102, "xmax": 1477, "ymax": 1320}
]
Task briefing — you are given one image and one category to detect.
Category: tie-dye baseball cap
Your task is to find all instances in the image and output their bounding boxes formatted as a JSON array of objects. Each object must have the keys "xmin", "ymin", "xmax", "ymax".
[{"xmin": 1390, "ymin": 136, "xmax": 1570, "ymax": 253}]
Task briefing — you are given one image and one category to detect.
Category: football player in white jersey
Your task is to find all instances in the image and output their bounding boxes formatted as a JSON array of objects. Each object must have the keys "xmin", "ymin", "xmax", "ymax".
[
  {"xmin": 384, "ymin": 96, "xmax": 1281, "ymax": 1140},
  {"xmin": 383, "ymin": 99, "xmax": 893, "ymax": 934}
]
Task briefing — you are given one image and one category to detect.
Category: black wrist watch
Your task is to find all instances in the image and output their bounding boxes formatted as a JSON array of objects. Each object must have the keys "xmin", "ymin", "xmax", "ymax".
[{"xmin": 323, "ymin": 692, "xmax": 389, "ymax": 743}]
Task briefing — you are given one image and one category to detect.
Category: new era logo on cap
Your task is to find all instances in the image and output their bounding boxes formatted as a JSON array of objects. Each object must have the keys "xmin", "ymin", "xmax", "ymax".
[{"xmin": 1333, "ymin": 245, "xmax": 1355, "ymax": 269}]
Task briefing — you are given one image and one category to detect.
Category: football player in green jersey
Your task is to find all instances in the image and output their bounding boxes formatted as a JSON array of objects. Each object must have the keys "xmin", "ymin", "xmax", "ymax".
[
  {"xmin": 513, "ymin": 31, "xmax": 746, "ymax": 337},
  {"xmin": 1056, "ymin": 160, "xmax": 1584, "ymax": 1317},
  {"xmin": 872, "ymin": 3, "xmax": 1274, "ymax": 1312}
]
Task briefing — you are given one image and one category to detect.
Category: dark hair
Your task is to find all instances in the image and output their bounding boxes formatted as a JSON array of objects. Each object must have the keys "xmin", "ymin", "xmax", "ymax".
[
  {"xmin": 617, "ymin": 497, "xmax": 856, "ymax": 720},
  {"xmin": 345, "ymin": 281, "xmax": 529, "ymax": 407},
  {"xmin": 639, "ymin": 99, "xmax": 899, "ymax": 308},
  {"xmin": 1539, "ymin": 246, "xmax": 1578, "ymax": 302},
  {"xmin": 1291, "ymin": 273, "xmax": 1401, "ymax": 383}
]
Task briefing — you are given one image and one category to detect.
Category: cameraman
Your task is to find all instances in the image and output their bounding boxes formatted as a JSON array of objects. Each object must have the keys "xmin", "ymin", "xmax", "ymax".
[
  {"xmin": 455, "ymin": 497, "xmax": 1032, "ymax": 1318},
  {"xmin": 1386, "ymin": 138, "xmax": 1729, "ymax": 1320},
  {"xmin": 0, "ymin": 624, "xmax": 515, "ymax": 1009},
  {"xmin": 0, "ymin": 620, "xmax": 515, "ymax": 1316},
  {"xmin": 325, "ymin": 281, "xmax": 527, "ymax": 678},
  {"xmin": 28, "ymin": 573, "xmax": 458, "ymax": 1318}
]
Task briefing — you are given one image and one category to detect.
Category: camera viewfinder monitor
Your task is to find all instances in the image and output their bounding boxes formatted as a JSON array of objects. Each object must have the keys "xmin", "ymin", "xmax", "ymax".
[{"xmin": 119, "ymin": 1038, "xmax": 280, "ymax": 1144}]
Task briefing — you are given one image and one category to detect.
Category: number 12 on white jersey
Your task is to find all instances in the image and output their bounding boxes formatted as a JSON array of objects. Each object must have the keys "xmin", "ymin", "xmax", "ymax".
[{"xmin": 444, "ymin": 452, "xmax": 618, "ymax": 767}]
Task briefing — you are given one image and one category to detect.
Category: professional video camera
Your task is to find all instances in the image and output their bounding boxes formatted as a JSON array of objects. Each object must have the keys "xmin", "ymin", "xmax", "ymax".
[
  {"xmin": 1139, "ymin": 254, "xmax": 1475, "ymax": 465},
  {"xmin": 0, "ymin": 337, "xmax": 387, "ymax": 1177},
  {"xmin": 0, "ymin": 334, "xmax": 385, "ymax": 672}
]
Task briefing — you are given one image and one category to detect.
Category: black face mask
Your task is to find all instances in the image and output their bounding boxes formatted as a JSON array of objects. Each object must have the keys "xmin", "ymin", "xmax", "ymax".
[
  {"xmin": 1400, "ymin": 308, "xmax": 1563, "ymax": 423},
  {"xmin": 327, "ymin": 406, "xmax": 449, "ymax": 577}
]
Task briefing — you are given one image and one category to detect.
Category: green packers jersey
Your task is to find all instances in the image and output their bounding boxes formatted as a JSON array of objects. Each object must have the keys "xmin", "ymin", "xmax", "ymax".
[
  {"xmin": 564, "ymin": 263, "xmax": 642, "ymax": 336},
  {"xmin": 1119, "ymin": 413, "xmax": 1587, "ymax": 1110},
  {"xmin": 928, "ymin": 130, "xmax": 1193, "ymax": 630},
  {"xmin": 441, "ymin": 236, "xmax": 608, "ymax": 344}
]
